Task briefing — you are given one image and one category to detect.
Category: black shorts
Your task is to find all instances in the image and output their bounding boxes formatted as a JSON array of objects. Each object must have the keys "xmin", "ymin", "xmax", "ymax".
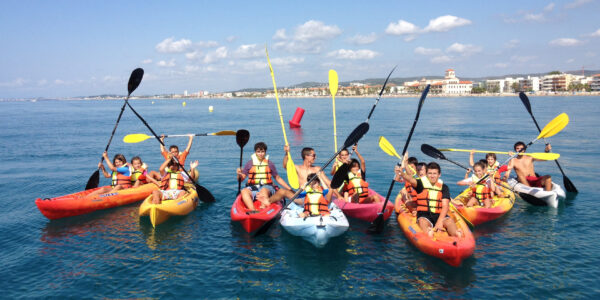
[{"xmin": 417, "ymin": 211, "xmax": 448, "ymax": 226}]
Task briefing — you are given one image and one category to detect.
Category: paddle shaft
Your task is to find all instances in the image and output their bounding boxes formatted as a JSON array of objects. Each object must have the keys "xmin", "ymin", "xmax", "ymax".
[
  {"xmin": 100, "ymin": 96, "xmax": 131, "ymax": 163},
  {"xmin": 165, "ymin": 133, "xmax": 226, "ymax": 137},
  {"xmin": 238, "ymin": 146, "xmax": 244, "ymax": 195}
]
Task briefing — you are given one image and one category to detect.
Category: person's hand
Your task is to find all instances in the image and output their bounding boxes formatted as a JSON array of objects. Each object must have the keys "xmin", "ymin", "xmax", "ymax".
[
  {"xmin": 352, "ymin": 145, "xmax": 357, "ymax": 152},
  {"xmin": 98, "ymin": 162, "xmax": 104, "ymax": 169},
  {"xmin": 508, "ymin": 151, "xmax": 515, "ymax": 156},
  {"xmin": 470, "ymin": 149, "xmax": 475, "ymax": 155},
  {"xmin": 160, "ymin": 134, "xmax": 165, "ymax": 142},
  {"xmin": 236, "ymin": 167, "xmax": 242, "ymax": 175},
  {"xmin": 284, "ymin": 145, "xmax": 289, "ymax": 153},
  {"xmin": 394, "ymin": 165, "xmax": 402, "ymax": 174},
  {"xmin": 102, "ymin": 151, "xmax": 109, "ymax": 159},
  {"xmin": 545, "ymin": 144, "xmax": 552, "ymax": 153}
]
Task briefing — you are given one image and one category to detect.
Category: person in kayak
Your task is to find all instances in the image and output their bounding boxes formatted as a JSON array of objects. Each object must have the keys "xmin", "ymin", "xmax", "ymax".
[
  {"xmin": 148, "ymin": 134, "xmax": 196, "ymax": 182},
  {"xmin": 330, "ymin": 148, "xmax": 350, "ymax": 175},
  {"xmin": 395, "ymin": 157, "xmax": 420, "ymax": 214},
  {"xmin": 416, "ymin": 162, "xmax": 427, "ymax": 177},
  {"xmin": 150, "ymin": 155, "xmax": 189, "ymax": 204},
  {"xmin": 505, "ymin": 141, "xmax": 553, "ymax": 191},
  {"xmin": 283, "ymin": 145, "xmax": 340, "ymax": 199},
  {"xmin": 399, "ymin": 154, "xmax": 462, "ymax": 238},
  {"xmin": 299, "ymin": 173, "xmax": 332, "ymax": 218},
  {"xmin": 237, "ymin": 142, "xmax": 294, "ymax": 212},
  {"xmin": 457, "ymin": 161, "xmax": 496, "ymax": 208},
  {"xmin": 469, "ymin": 151, "xmax": 507, "ymax": 197},
  {"xmin": 341, "ymin": 145, "xmax": 380, "ymax": 203},
  {"xmin": 85, "ymin": 152, "xmax": 132, "ymax": 198}
]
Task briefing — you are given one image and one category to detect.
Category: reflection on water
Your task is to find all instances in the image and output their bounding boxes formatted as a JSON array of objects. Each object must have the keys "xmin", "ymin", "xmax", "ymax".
[{"xmin": 289, "ymin": 127, "xmax": 304, "ymax": 146}]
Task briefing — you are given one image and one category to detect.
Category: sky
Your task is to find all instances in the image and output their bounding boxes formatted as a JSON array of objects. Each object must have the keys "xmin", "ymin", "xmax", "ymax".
[{"xmin": 1, "ymin": 0, "xmax": 599, "ymax": 98}]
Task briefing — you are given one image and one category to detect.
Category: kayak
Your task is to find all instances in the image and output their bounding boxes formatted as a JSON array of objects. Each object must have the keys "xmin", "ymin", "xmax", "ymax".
[
  {"xmin": 36, "ymin": 183, "xmax": 158, "ymax": 220},
  {"xmin": 280, "ymin": 201, "xmax": 349, "ymax": 248},
  {"xmin": 230, "ymin": 194, "xmax": 283, "ymax": 233},
  {"xmin": 139, "ymin": 185, "xmax": 198, "ymax": 227},
  {"xmin": 507, "ymin": 178, "xmax": 565, "ymax": 208},
  {"xmin": 333, "ymin": 189, "xmax": 393, "ymax": 222},
  {"xmin": 395, "ymin": 190, "xmax": 475, "ymax": 267},
  {"xmin": 451, "ymin": 183, "xmax": 516, "ymax": 226}
]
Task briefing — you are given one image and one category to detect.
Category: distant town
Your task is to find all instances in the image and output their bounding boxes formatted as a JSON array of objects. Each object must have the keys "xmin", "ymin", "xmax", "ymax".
[{"xmin": 4, "ymin": 69, "xmax": 600, "ymax": 101}]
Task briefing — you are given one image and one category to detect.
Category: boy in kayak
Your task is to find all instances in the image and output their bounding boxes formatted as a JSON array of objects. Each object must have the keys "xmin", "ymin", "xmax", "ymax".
[
  {"xmin": 283, "ymin": 145, "xmax": 341, "ymax": 199},
  {"xmin": 394, "ymin": 157, "xmax": 419, "ymax": 214},
  {"xmin": 149, "ymin": 134, "xmax": 196, "ymax": 182},
  {"xmin": 85, "ymin": 152, "xmax": 132, "ymax": 198},
  {"xmin": 330, "ymin": 148, "xmax": 350, "ymax": 175},
  {"xmin": 399, "ymin": 154, "xmax": 462, "ymax": 238},
  {"xmin": 457, "ymin": 161, "xmax": 496, "ymax": 208},
  {"xmin": 505, "ymin": 141, "xmax": 553, "ymax": 191},
  {"xmin": 237, "ymin": 142, "xmax": 293, "ymax": 212},
  {"xmin": 150, "ymin": 155, "xmax": 190, "ymax": 204},
  {"xmin": 341, "ymin": 145, "xmax": 380, "ymax": 203},
  {"xmin": 299, "ymin": 173, "xmax": 332, "ymax": 218}
]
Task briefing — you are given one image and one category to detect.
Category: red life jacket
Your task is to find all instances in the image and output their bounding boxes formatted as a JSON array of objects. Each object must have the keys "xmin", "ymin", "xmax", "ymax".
[
  {"xmin": 247, "ymin": 154, "xmax": 273, "ymax": 186},
  {"xmin": 131, "ymin": 168, "xmax": 147, "ymax": 185},
  {"xmin": 304, "ymin": 186, "xmax": 330, "ymax": 216},
  {"xmin": 160, "ymin": 170, "xmax": 185, "ymax": 190},
  {"xmin": 344, "ymin": 171, "xmax": 369, "ymax": 202},
  {"xmin": 404, "ymin": 181, "xmax": 418, "ymax": 199},
  {"xmin": 415, "ymin": 177, "xmax": 443, "ymax": 213},
  {"xmin": 111, "ymin": 170, "xmax": 132, "ymax": 188}
]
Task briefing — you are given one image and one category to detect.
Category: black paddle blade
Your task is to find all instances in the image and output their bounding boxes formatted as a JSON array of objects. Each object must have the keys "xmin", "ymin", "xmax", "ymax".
[
  {"xmin": 236, "ymin": 129, "xmax": 250, "ymax": 148},
  {"xmin": 519, "ymin": 92, "xmax": 533, "ymax": 115},
  {"xmin": 85, "ymin": 170, "xmax": 100, "ymax": 190},
  {"xmin": 127, "ymin": 68, "xmax": 144, "ymax": 95},
  {"xmin": 331, "ymin": 163, "xmax": 350, "ymax": 189},
  {"xmin": 563, "ymin": 176, "xmax": 578, "ymax": 193},
  {"xmin": 421, "ymin": 144, "xmax": 445, "ymax": 160},
  {"xmin": 368, "ymin": 214, "xmax": 385, "ymax": 233},
  {"xmin": 195, "ymin": 183, "xmax": 216, "ymax": 203},
  {"xmin": 342, "ymin": 122, "xmax": 370, "ymax": 149}
]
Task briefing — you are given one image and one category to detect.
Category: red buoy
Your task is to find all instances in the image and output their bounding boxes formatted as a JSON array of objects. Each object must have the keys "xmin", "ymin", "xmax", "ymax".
[{"xmin": 289, "ymin": 107, "xmax": 305, "ymax": 128}]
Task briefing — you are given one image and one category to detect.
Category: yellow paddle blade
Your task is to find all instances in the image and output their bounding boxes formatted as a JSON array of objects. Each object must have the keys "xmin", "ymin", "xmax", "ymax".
[
  {"xmin": 329, "ymin": 69, "xmax": 338, "ymax": 96},
  {"xmin": 123, "ymin": 133, "xmax": 151, "ymax": 143},
  {"xmin": 286, "ymin": 153, "xmax": 299, "ymax": 189},
  {"xmin": 538, "ymin": 113, "xmax": 568, "ymax": 140},
  {"xmin": 378, "ymin": 136, "xmax": 401, "ymax": 159},
  {"xmin": 528, "ymin": 152, "xmax": 560, "ymax": 160},
  {"xmin": 210, "ymin": 130, "xmax": 236, "ymax": 136}
]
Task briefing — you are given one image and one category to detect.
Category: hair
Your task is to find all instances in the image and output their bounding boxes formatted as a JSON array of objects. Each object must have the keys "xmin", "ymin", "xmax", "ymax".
[
  {"xmin": 112, "ymin": 154, "xmax": 127, "ymax": 164},
  {"xmin": 514, "ymin": 141, "xmax": 526, "ymax": 151},
  {"xmin": 485, "ymin": 153, "xmax": 497, "ymax": 161},
  {"xmin": 408, "ymin": 157, "xmax": 419, "ymax": 166},
  {"xmin": 301, "ymin": 147, "xmax": 315, "ymax": 159},
  {"xmin": 167, "ymin": 158, "xmax": 180, "ymax": 169},
  {"xmin": 339, "ymin": 148, "xmax": 349, "ymax": 155},
  {"xmin": 131, "ymin": 156, "xmax": 142, "ymax": 164},
  {"xmin": 307, "ymin": 172, "xmax": 319, "ymax": 184},
  {"xmin": 417, "ymin": 162, "xmax": 427, "ymax": 170},
  {"xmin": 426, "ymin": 162, "xmax": 441, "ymax": 173},
  {"xmin": 478, "ymin": 159, "xmax": 487, "ymax": 166},
  {"xmin": 349, "ymin": 158, "xmax": 360, "ymax": 168},
  {"xmin": 473, "ymin": 161, "xmax": 486, "ymax": 170},
  {"xmin": 254, "ymin": 142, "xmax": 267, "ymax": 151},
  {"xmin": 169, "ymin": 145, "xmax": 179, "ymax": 152}
]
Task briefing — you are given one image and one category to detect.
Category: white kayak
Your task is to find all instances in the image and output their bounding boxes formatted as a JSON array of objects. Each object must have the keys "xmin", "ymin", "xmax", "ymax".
[
  {"xmin": 280, "ymin": 201, "xmax": 349, "ymax": 248},
  {"xmin": 508, "ymin": 178, "xmax": 566, "ymax": 208}
]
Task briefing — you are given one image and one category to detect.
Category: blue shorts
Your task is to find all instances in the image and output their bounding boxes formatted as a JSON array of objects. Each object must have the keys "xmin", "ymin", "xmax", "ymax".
[{"xmin": 245, "ymin": 184, "xmax": 277, "ymax": 199}]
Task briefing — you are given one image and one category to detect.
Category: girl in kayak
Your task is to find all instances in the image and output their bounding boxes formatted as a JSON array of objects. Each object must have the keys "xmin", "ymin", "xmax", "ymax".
[
  {"xmin": 394, "ymin": 157, "xmax": 419, "ymax": 214},
  {"xmin": 457, "ymin": 161, "xmax": 496, "ymax": 208},
  {"xmin": 85, "ymin": 151, "xmax": 132, "ymax": 198},
  {"xmin": 330, "ymin": 148, "xmax": 350, "ymax": 176},
  {"xmin": 469, "ymin": 151, "xmax": 507, "ymax": 197},
  {"xmin": 150, "ymin": 155, "xmax": 189, "ymax": 204},
  {"xmin": 299, "ymin": 173, "xmax": 332, "ymax": 218},
  {"xmin": 341, "ymin": 145, "xmax": 380, "ymax": 204}
]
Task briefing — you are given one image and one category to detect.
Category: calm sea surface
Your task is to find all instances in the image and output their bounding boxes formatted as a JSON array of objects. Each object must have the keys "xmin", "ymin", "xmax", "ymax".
[{"xmin": 1, "ymin": 96, "xmax": 599, "ymax": 298}]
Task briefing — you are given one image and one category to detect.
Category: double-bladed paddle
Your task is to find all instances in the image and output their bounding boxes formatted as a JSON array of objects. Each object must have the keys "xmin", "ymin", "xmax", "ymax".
[
  {"xmin": 437, "ymin": 148, "xmax": 560, "ymax": 160},
  {"xmin": 86, "ymin": 68, "xmax": 144, "ymax": 190},
  {"xmin": 368, "ymin": 84, "xmax": 430, "ymax": 233},
  {"xmin": 123, "ymin": 131, "xmax": 236, "ymax": 143},
  {"xmin": 253, "ymin": 122, "xmax": 370, "ymax": 237},
  {"xmin": 236, "ymin": 129, "xmax": 250, "ymax": 195},
  {"xmin": 519, "ymin": 92, "xmax": 577, "ymax": 193}
]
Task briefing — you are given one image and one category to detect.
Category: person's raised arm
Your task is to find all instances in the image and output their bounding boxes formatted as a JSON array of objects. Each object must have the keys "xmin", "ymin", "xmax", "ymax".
[
  {"xmin": 159, "ymin": 134, "xmax": 167, "ymax": 154},
  {"xmin": 399, "ymin": 153, "xmax": 417, "ymax": 186},
  {"xmin": 353, "ymin": 145, "xmax": 366, "ymax": 173},
  {"xmin": 103, "ymin": 151, "xmax": 117, "ymax": 172},
  {"xmin": 504, "ymin": 157, "xmax": 514, "ymax": 180},
  {"xmin": 184, "ymin": 135, "xmax": 194, "ymax": 153},
  {"xmin": 469, "ymin": 149, "xmax": 475, "ymax": 167},
  {"xmin": 159, "ymin": 156, "xmax": 170, "ymax": 176}
]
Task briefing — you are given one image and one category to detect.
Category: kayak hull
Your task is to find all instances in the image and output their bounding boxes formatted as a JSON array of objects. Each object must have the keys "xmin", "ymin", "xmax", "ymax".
[
  {"xmin": 139, "ymin": 187, "xmax": 198, "ymax": 227},
  {"xmin": 230, "ymin": 194, "xmax": 283, "ymax": 233},
  {"xmin": 333, "ymin": 189, "xmax": 393, "ymax": 222},
  {"xmin": 508, "ymin": 178, "xmax": 565, "ymax": 208},
  {"xmin": 280, "ymin": 202, "xmax": 348, "ymax": 248},
  {"xmin": 35, "ymin": 184, "xmax": 158, "ymax": 220},
  {"xmin": 395, "ymin": 190, "xmax": 475, "ymax": 267},
  {"xmin": 452, "ymin": 184, "xmax": 516, "ymax": 226}
]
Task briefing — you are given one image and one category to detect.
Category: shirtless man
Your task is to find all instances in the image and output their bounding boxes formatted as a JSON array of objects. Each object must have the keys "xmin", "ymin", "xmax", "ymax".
[
  {"xmin": 283, "ymin": 146, "xmax": 341, "ymax": 201},
  {"xmin": 505, "ymin": 141, "xmax": 553, "ymax": 191}
]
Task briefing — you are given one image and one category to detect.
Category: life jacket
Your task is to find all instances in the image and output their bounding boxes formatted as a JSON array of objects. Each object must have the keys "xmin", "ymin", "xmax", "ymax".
[
  {"xmin": 160, "ymin": 170, "xmax": 185, "ymax": 190},
  {"xmin": 130, "ymin": 168, "xmax": 147, "ymax": 184},
  {"xmin": 344, "ymin": 171, "xmax": 369, "ymax": 202},
  {"xmin": 247, "ymin": 154, "xmax": 273, "ymax": 186},
  {"xmin": 333, "ymin": 159, "xmax": 344, "ymax": 173},
  {"xmin": 303, "ymin": 185, "xmax": 330, "ymax": 216},
  {"xmin": 471, "ymin": 175, "xmax": 492, "ymax": 205},
  {"xmin": 415, "ymin": 177, "xmax": 444, "ymax": 213},
  {"xmin": 404, "ymin": 173, "xmax": 419, "ymax": 199},
  {"xmin": 111, "ymin": 169, "xmax": 132, "ymax": 188},
  {"xmin": 487, "ymin": 161, "xmax": 503, "ymax": 184}
]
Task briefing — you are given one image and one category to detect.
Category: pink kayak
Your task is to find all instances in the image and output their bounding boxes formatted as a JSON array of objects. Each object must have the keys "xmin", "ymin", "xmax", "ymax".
[{"xmin": 333, "ymin": 190, "xmax": 393, "ymax": 222}]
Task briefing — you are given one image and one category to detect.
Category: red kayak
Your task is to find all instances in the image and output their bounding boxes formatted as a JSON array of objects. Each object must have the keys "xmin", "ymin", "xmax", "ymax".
[
  {"xmin": 230, "ymin": 194, "xmax": 283, "ymax": 233},
  {"xmin": 36, "ymin": 184, "xmax": 158, "ymax": 220},
  {"xmin": 333, "ymin": 190, "xmax": 393, "ymax": 222}
]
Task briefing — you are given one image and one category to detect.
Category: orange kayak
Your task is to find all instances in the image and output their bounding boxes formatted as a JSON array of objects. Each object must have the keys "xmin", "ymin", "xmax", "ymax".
[
  {"xmin": 36, "ymin": 183, "xmax": 158, "ymax": 220},
  {"xmin": 395, "ymin": 188, "xmax": 475, "ymax": 267},
  {"xmin": 452, "ymin": 184, "xmax": 515, "ymax": 226}
]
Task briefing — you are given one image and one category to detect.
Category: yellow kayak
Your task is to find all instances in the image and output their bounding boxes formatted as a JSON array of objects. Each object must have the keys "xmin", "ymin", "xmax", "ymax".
[
  {"xmin": 452, "ymin": 183, "xmax": 515, "ymax": 226},
  {"xmin": 139, "ymin": 184, "xmax": 199, "ymax": 227}
]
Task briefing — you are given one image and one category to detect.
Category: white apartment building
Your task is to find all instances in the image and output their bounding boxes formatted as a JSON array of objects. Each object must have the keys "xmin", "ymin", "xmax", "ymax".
[
  {"xmin": 591, "ymin": 74, "xmax": 600, "ymax": 91},
  {"xmin": 403, "ymin": 69, "xmax": 472, "ymax": 94}
]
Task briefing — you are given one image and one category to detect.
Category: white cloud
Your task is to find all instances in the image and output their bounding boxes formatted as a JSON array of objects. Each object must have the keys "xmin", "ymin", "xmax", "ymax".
[
  {"xmin": 54, "ymin": 79, "xmax": 66, "ymax": 85},
  {"xmin": 156, "ymin": 37, "xmax": 192, "ymax": 53},
  {"xmin": 203, "ymin": 46, "xmax": 228, "ymax": 63},
  {"xmin": 414, "ymin": 46, "xmax": 442, "ymax": 56},
  {"xmin": 524, "ymin": 13, "xmax": 545, "ymax": 21},
  {"xmin": 226, "ymin": 36, "xmax": 237, "ymax": 43},
  {"xmin": 157, "ymin": 59, "xmax": 176, "ymax": 67},
  {"xmin": 431, "ymin": 55, "xmax": 452, "ymax": 63},
  {"xmin": 589, "ymin": 28, "xmax": 600, "ymax": 37},
  {"xmin": 37, "ymin": 79, "xmax": 48, "ymax": 86},
  {"xmin": 544, "ymin": 3, "xmax": 555, "ymax": 11},
  {"xmin": 505, "ymin": 39, "xmax": 519, "ymax": 48},
  {"xmin": 273, "ymin": 29, "xmax": 287, "ymax": 40},
  {"xmin": 0, "ymin": 77, "xmax": 27, "ymax": 87},
  {"xmin": 549, "ymin": 38, "xmax": 582, "ymax": 46},
  {"xmin": 270, "ymin": 56, "xmax": 305, "ymax": 66},
  {"xmin": 511, "ymin": 55, "xmax": 536, "ymax": 63},
  {"xmin": 184, "ymin": 65, "xmax": 200, "ymax": 72},
  {"xmin": 142, "ymin": 59, "xmax": 152, "ymax": 64},
  {"xmin": 446, "ymin": 43, "xmax": 482, "ymax": 55},
  {"xmin": 185, "ymin": 51, "xmax": 203, "ymax": 60},
  {"xmin": 272, "ymin": 20, "xmax": 342, "ymax": 54},
  {"xmin": 566, "ymin": 58, "xmax": 575, "ymax": 63},
  {"xmin": 424, "ymin": 15, "xmax": 471, "ymax": 32},
  {"xmin": 565, "ymin": 0, "xmax": 592, "ymax": 9},
  {"xmin": 196, "ymin": 41, "xmax": 219, "ymax": 48},
  {"xmin": 233, "ymin": 44, "xmax": 263, "ymax": 59},
  {"xmin": 385, "ymin": 20, "xmax": 420, "ymax": 35},
  {"xmin": 102, "ymin": 75, "xmax": 120, "ymax": 82},
  {"xmin": 347, "ymin": 33, "xmax": 378, "ymax": 45},
  {"xmin": 326, "ymin": 49, "xmax": 379, "ymax": 60},
  {"xmin": 494, "ymin": 63, "xmax": 508, "ymax": 68}
]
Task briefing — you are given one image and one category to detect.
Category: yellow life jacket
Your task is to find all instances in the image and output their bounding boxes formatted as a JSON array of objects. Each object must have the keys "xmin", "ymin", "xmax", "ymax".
[
  {"xmin": 304, "ymin": 185, "xmax": 330, "ymax": 216},
  {"xmin": 247, "ymin": 154, "xmax": 273, "ymax": 186},
  {"xmin": 416, "ymin": 177, "xmax": 443, "ymax": 213},
  {"xmin": 344, "ymin": 171, "xmax": 369, "ymax": 202}
]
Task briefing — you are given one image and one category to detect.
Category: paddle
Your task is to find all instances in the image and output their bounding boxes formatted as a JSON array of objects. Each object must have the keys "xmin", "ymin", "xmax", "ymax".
[
  {"xmin": 254, "ymin": 122, "xmax": 370, "ymax": 237},
  {"xmin": 86, "ymin": 68, "xmax": 144, "ymax": 190},
  {"xmin": 421, "ymin": 144, "xmax": 472, "ymax": 170},
  {"xmin": 437, "ymin": 148, "xmax": 560, "ymax": 160},
  {"xmin": 123, "ymin": 130, "xmax": 236, "ymax": 143},
  {"xmin": 329, "ymin": 69, "xmax": 339, "ymax": 152},
  {"xmin": 368, "ymin": 84, "xmax": 430, "ymax": 233},
  {"xmin": 124, "ymin": 101, "xmax": 216, "ymax": 203},
  {"xmin": 519, "ymin": 92, "xmax": 577, "ymax": 193},
  {"xmin": 236, "ymin": 129, "xmax": 250, "ymax": 195},
  {"xmin": 266, "ymin": 47, "xmax": 299, "ymax": 189}
]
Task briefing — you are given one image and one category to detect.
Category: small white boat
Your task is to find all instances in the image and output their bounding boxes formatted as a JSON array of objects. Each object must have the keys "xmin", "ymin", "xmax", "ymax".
[
  {"xmin": 280, "ymin": 201, "xmax": 349, "ymax": 248},
  {"xmin": 508, "ymin": 178, "xmax": 566, "ymax": 208}
]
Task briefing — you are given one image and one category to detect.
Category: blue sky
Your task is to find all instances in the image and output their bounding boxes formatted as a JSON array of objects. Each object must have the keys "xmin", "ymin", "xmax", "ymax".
[{"xmin": 1, "ymin": 0, "xmax": 599, "ymax": 98}]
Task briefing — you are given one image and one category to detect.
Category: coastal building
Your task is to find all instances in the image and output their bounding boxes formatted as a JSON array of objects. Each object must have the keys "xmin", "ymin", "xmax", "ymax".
[
  {"xmin": 591, "ymin": 74, "xmax": 600, "ymax": 91},
  {"xmin": 402, "ymin": 69, "xmax": 472, "ymax": 94},
  {"xmin": 541, "ymin": 73, "xmax": 576, "ymax": 92}
]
